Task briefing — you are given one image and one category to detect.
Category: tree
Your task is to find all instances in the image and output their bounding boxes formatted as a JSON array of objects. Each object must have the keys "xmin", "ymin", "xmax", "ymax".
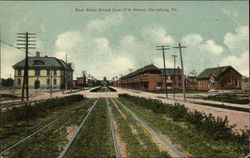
[
  {"xmin": 1, "ymin": 78, "xmax": 14, "ymax": 88},
  {"xmin": 189, "ymin": 69, "xmax": 198, "ymax": 76}
]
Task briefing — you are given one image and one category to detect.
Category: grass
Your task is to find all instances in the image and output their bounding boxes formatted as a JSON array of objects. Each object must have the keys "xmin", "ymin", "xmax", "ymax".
[
  {"xmin": 90, "ymin": 86, "xmax": 117, "ymax": 92},
  {"xmin": 191, "ymin": 101, "xmax": 249, "ymax": 112},
  {"xmin": 0, "ymin": 94, "xmax": 19, "ymax": 102},
  {"xmin": 147, "ymin": 89, "xmax": 208, "ymax": 94},
  {"xmin": 64, "ymin": 98, "xmax": 115, "ymax": 158},
  {"xmin": 0, "ymin": 98, "xmax": 93, "ymax": 154},
  {"xmin": 2, "ymin": 99, "xmax": 95, "ymax": 158},
  {"xmin": 118, "ymin": 97, "xmax": 249, "ymax": 158},
  {"xmin": 203, "ymin": 92, "xmax": 249, "ymax": 104},
  {"xmin": 110, "ymin": 98, "xmax": 170, "ymax": 158}
]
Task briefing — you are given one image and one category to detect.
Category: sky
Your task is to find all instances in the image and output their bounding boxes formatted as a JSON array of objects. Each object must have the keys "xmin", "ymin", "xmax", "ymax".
[{"xmin": 0, "ymin": 1, "xmax": 249, "ymax": 80}]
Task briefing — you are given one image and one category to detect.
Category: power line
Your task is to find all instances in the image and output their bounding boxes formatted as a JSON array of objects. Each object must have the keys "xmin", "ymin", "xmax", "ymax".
[{"xmin": 0, "ymin": 39, "xmax": 31, "ymax": 54}]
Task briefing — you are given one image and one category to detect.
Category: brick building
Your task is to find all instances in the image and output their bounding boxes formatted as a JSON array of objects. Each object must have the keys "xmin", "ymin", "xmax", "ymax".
[
  {"xmin": 186, "ymin": 75, "xmax": 197, "ymax": 90},
  {"xmin": 112, "ymin": 64, "xmax": 184, "ymax": 91},
  {"xmin": 196, "ymin": 66, "xmax": 242, "ymax": 90},
  {"xmin": 72, "ymin": 76, "xmax": 86, "ymax": 89}
]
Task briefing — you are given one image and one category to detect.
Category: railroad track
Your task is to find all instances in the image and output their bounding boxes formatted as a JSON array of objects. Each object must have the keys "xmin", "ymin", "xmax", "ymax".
[
  {"xmin": 58, "ymin": 99, "xmax": 99, "ymax": 158},
  {"xmin": 113, "ymin": 98, "xmax": 186, "ymax": 158},
  {"xmin": 106, "ymin": 97, "xmax": 121, "ymax": 158},
  {"xmin": 0, "ymin": 99, "xmax": 94, "ymax": 156}
]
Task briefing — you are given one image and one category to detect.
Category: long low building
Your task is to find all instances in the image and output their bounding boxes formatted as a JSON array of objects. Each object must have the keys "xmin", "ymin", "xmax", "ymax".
[{"xmin": 112, "ymin": 64, "xmax": 184, "ymax": 91}]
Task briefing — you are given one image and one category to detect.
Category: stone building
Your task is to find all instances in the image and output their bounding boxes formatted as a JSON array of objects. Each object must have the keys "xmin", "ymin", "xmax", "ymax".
[{"xmin": 12, "ymin": 52, "xmax": 73, "ymax": 89}]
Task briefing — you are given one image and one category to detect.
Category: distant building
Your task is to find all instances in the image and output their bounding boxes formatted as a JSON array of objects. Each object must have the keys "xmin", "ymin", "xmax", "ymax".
[
  {"xmin": 241, "ymin": 77, "xmax": 249, "ymax": 90},
  {"xmin": 196, "ymin": 66, "xmax": 242, "ymax": 90},
  {"xmin": 112, "ymin": 64, "xmax": 184, "ymax": 91},
  {"xmin": 160, "ymin": 67, "xmax": 183, "ymax": 90},
  {"xmin": 72, "ymin": 76, "xmax": 86, "ymax": 89},
  {"xmin": 186, "ymin": 75, "xmax": 197, "ymax": 90},
  {"xmin": 12, "ymin": 52, "xmax": 73, "ymax": 89}
]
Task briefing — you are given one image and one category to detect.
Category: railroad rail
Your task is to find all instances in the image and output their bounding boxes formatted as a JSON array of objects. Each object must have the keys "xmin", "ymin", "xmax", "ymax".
[
  {"xmin": 114, "ymin": 98, "xmax": 186, "ymax": 158},
  {"xmin": 58, "ymin": 99, "xmax": 99, "ymax": 158},
  {"xmin": 106, "ymin": 97, "xmax": 121, "ymax": 158},
  {"xmin": 0, "ymin": 101, "xmax": 86, "ymax": 156}
]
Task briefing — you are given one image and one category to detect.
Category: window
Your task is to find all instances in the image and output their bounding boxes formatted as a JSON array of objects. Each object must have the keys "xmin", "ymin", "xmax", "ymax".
[
  {"xmin": 33, "ymin": 60, "xmax": 45, "ymax": 65},
  {"xmin": 167, "ymin": 83, "xmax": 173, "ymax": 87},
  {"xmin": 18, "ymin": 70, "xmax": 21, "ymax": 76},
  {"xmin": 235, "ymin": 79, "xmax": 239, "ymax": 87},
  {"xmin": 53, "ymin": 79, "xmax": 57, "ymax": 85},
  {"xmin": 17, "ymin": 78, "xmax": 21, "ymax": 85},
  {"xmin": 35, "ymin": 69, "xmax": 40, "ymax": 76},
  {"xmin": 178, "ymin": 76, "xmax": 181, "ymax": 80},
  {"xmin": 47, "ymin": 70, "xmax": 50, "ymax": 76},
  {"xmin": 228, "ymin": 77, "xmax": 232, "ymax": 85},
  {"xmin": 47, "ymin": 79, "xmax": 50, "ymax": 86},
  {"xmin": 156, "ymin": 82, "xmax": 162, "ymax": 87},
  {"xmin": 179, "ymin": 83, "xmax": 182, "ymax": 87},
  {"xmin": 54, "ymin": 70, "xmax": 57, "ymax": 76}
]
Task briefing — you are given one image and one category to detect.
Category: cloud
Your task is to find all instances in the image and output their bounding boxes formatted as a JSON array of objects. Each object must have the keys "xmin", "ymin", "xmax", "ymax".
[
  {"xmin": 55, "ymin": 31, "xmax": 84, "ymax": 50},
  {"xmin": 109, "ymin": 56, "xmax": 135, "ymax": 76},
  {"xmin": 1, "ymin": 46, "xmax": 24, "ymax": 78},
  {"xmin": 203, "ymin": 40, "xmax": 224, "ymax": 55},
  {"xmin": 153, "ymin": 57, "xmax": 175, "ymax": 68},
  {"xmin": 182, "ymin": 34, "xmax": 203, "ymax": 45},
  {"xmin": 85, "ymin": 13, "xmax": 124, "ymax": 34},
  {"xmin": 182, "ymin": 34, "xmax": 223, "ymax": 55},
  {"xmin": 223, "ymin": 25, "xmax": 249, "ymax": 51},
  {"xmin": 142, "ymin": 24, "xmax": 175, "ymax": 45},
  {"xmin": 220, "ymin": 51, "xmax": 249, "ymax": 76}
]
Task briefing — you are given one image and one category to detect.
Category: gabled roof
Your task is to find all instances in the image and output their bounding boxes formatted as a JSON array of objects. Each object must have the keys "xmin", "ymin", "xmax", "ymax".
[
  {"xmin": 197, "ymin": 66, "xmax": 241, "ymax": 80},
  {"xmin": 160, "ymin": 68, "xmax": 182, "ymax": 76},
  {"xmin": 12, "ymin": 56, "xmax": 73, "ymax": 71},
  {"xmin": 121, "ymin": 64, "xmax": 161, "ymax": 79}
]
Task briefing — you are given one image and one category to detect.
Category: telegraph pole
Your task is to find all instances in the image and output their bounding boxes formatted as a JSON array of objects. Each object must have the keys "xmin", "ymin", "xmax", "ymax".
[
  {"xmin": 50, "ymin": 66, "xmax": 52, "ymax": 98},
  {"xmin": 156, "ymin": 45, "xmax": 170, "ymax": 98},
  {"xmin": 65, "ymin": 54, "xmax": 68, "ymax": 92},
  {"xmin": 0, "ymin": 29, "xmax": 1, "ymax": 89},
  {"xmin": 17, "ymin": 32, "xmax": 36, "ymax": 101},
  {"xmin": 173, "ymin": 43, "xmax": 187, "ymax": 101},
  {"xmin": 82, "ymin": 70, "xmax": 85, "ymax": 89},
  {"xmin": 172, "ymin": 55, "xmax": 177, "ymax": 100}
]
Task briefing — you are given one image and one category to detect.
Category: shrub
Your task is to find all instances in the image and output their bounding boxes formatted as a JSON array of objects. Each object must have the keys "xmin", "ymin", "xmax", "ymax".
[
  {"xmin": 118, "ymin": 94, "xmax": 248, "ymax": 143},
  {"xmin": 2, "ymin": 94, "xmax": 84, "ymax": 126}
]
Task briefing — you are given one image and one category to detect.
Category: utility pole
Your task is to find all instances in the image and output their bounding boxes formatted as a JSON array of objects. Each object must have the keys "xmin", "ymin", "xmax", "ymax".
[
  {"xmin": 116, "ymin": 76, "xmax": 118, "ymax": 87},
  {"xmin": 88, "ymin": 74, "xmax": 91, "ymax": 89},
  {"xmin": 172, "ymin": 55, "xmax": 177, "ymax": 100},
  {"xmin": 82, "ymin": 71, "xmax": 85, "ymax": 89},
  {"xmin": 17, "ymin": 32, "xmax": 36, "ymax": 102},
  {"xmin": 156, "ymin": 45, "xmax": 170, "ymax": 98},
  {"xmin": 65, "ymin": 54, "xmax": 68, "ymax": 93},
  {"xmin": 120, "ymin": 74, "xmax": 123, "ymax": 88},
  {"xmin": 0, "ymin": 29, "xmax": 1, "ymax": 89},
  {"xmin": 173, "ymin": 43, "xmax": 187, "ymax": 101},
  {"xmin": 50, "ymin": 66, "xmax": 52, "ymax": 98}
]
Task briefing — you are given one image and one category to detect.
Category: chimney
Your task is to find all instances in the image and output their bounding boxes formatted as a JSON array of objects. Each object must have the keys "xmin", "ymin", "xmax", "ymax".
[{"xmin": 36, "ymin": 51, "xmax": 40, "ymax": 57}]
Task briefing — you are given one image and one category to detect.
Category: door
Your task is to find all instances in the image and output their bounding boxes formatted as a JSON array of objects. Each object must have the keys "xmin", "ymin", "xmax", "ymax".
[{"xmin": 34, "ymin": 80, "xmax": 40, "ymax": 89}]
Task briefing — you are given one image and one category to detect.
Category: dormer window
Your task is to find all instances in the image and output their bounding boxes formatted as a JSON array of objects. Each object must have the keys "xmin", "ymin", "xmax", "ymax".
[{"xmin": 33, "ymin": 60, "xmax": 45, "ymax": 65}]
